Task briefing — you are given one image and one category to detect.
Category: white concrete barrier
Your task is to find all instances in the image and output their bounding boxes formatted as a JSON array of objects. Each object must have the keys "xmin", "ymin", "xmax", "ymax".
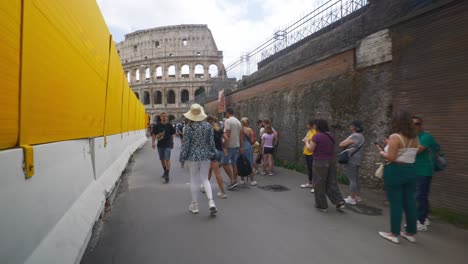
[{"xmin": 0, "ymin": 130, "xmax": 147, "ymax": 264}]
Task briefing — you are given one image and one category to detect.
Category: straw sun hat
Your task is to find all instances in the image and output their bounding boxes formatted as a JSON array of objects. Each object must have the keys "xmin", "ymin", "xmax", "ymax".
[{"xmin": 183, "ymin": 104, "xmax": 207, "ymax": 122}]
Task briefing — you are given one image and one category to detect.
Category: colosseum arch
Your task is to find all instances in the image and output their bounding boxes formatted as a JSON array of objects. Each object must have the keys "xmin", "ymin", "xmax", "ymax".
[
  {"xmin": 154, "ymin": 90, "xmax": 162, "ymax": 104},
  {"xmin": 135, "ymin": 69, "xmax": 140, "ymax": 82},
  {"xmin": 126, "ymin": 71, "xmax": 131, "ymax": 83},
  {"xmin": 134, "ymin": 91, "xmax": 140, "ymax": 100},
  {"xmin": 155, "ymin": 66, "xmax": 163, "ymax": 80},
  {"xmin": 143, "ymin": 91, "xmax": 150, "ymax": 105},
  {"xmin": 180, "ymin": 64, "xmax": 190, "ymax": 79},
  {"xmin": 145, "ymin": 67, "xmax": 151, "ymax": 80},
  {"xmin": 194, "ymin": 64, "xmax": 204, "ymax": 78},
  {"xmin": 168, "ymin": 65, "xmax": 176, "ymax": 78},
  {"xmin": 167, "ymin": 90, "xmax": 176, "ymax": 104},
  {"xmin": 208, "ymin": 64, "xmax": 218, "ymax": 78},
  {"xmin": 181, "ymin": 89, "xmax": 189, "ymax": 103}
]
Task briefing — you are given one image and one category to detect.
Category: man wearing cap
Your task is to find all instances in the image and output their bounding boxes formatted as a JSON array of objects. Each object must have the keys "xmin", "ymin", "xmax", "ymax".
[
  {"xmin": 152, "ymin": 112, "xmax": 175, "ymax": 183},
  {"xmin": 222, "ymin": 107, "xmax": 244, "ymax": 190}
]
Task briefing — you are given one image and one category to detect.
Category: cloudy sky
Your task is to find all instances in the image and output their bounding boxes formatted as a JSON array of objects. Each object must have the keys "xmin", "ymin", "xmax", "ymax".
[{"xmin": 97, "ymin": 0, "xmax": 326, "ymax": 67}]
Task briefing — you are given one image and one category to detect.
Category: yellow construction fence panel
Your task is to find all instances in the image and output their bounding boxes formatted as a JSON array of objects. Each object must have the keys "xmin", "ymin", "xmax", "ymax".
[
  {"xmin": 104, "ymin": 42, "xmax": 123, "ymax": 135},
  {"xmin": 20, "ymin": 0, "xmax": 110, "ymax": 144},
  {"xmin": 121, "ymin": 84, "xmax": 129, "ymax": 133},
  {"xmin": 128, "ymin": 94, "xmax": 136, "ymax": 131},
  {"xmin": 0, "ymin": 1, "xmax": 21, "ymax": 149}
]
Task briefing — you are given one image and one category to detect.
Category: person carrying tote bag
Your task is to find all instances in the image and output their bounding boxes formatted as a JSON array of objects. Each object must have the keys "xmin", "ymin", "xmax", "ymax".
[
  {"xmin": 376, "ymin": 110, "xmax": 419, "ymax": 244},
  {"xmin": 339, "ymin": 120, "xmax": 365, "ymax": 205}
]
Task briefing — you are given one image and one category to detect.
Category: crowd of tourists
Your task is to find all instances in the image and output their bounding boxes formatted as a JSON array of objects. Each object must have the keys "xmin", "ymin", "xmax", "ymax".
[{"xmin": 151, "ymin": 104, "xmax": 441, "ymax": 244}]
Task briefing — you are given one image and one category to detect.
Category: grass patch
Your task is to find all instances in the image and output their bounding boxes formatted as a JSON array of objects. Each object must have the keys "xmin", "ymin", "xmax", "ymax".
[
  {"xmin": 430, "ymin": 207, "xmax": 468, "ymax": 229},
  {"xmin": 274, "ymin": 159, "xmax": 307, "ymax": 174}
]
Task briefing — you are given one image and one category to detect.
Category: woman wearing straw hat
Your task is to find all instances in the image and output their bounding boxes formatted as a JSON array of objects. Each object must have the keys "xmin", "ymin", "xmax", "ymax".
[{"xmin": 179, "ymin": 104, "xmax": 218, "ymax": 215}]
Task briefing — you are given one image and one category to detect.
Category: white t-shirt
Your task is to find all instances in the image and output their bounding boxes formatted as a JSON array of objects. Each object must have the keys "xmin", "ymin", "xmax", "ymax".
[{"xmin": 224, "ymin": 116, "xmax": 242, "ymax": 148}]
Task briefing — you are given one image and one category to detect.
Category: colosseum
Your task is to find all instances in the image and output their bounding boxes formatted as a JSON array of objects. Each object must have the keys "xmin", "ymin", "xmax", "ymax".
[{"xmin": 116, "ymin": 24, "xmax": 231, "ymax": 120}]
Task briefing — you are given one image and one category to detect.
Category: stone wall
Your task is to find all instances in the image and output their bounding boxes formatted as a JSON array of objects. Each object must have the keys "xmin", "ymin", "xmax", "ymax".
[{"xmin": 205, "ymin": 0, "xmax": 468, "ymax": 214}]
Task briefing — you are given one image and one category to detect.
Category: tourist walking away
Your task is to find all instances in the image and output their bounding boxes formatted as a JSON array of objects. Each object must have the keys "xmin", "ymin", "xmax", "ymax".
[
  {"xmin": 376, "ymin": 110, "xmax": 419, "ymax": 244},
  {"xmin": 203, "ymin": 116, "xmax": 227, "ymax": 198},
  {"xmin": 339, "ymin": 120, "xmax": 365, "ymax": 204},
  {"xmin": 152, "ymin": 112, "xmax": 175, "ymax": 183},
  {"xmin": 413, "ymin": 116, "xmax": 436, "ymax": 231},
  {"xmin": 301, "ymin": 120, "xmax": 317, "ymax": 192},
  {"xmin": 179, "ymin": 104, "xmax": 218, "ymax": 215},
  {"xmin": 222, "ymin": 107, "xmax": 244, "ymax": 190},
  {"xmin": 241, "ymin": 117, "xmax": 257, "ymax": 185},
  {"xmin": 261, "ymin": 124, "xmax": 277, "ymax": 176},
  {"xmin": 304, "ymin": 119, "xmax": 345, "ymax": 212}
]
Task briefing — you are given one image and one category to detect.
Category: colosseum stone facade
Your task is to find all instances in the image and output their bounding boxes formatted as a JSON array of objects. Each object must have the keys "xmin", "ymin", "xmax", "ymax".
[{"xmin": 116, "ymin": 24, "xmax": 229, "ymax": 120}]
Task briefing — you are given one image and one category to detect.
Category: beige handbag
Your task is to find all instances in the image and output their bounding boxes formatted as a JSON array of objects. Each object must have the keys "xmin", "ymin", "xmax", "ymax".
[{"xmin": 375, "ymin": 163, "xmax": 384, "ymax": 178}]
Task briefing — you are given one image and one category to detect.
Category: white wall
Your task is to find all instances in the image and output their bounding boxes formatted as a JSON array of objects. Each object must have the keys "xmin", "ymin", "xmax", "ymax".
[{"xmin": 0, "ymin": 130, "xmax": 147, "ymax": 264}]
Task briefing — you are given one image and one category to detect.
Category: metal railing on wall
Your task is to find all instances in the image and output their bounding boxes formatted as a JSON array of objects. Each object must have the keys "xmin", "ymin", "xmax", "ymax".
[{"xmin": 219, "ymin": 0, "xmax": 369, "ymax": 80}]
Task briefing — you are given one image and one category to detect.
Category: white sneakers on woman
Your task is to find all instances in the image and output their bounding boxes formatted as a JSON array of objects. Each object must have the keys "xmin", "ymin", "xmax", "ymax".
[
  {"xmin": 208, "ymin": 200, "xmax": 217, "ymax": 216},
  {"xmin": 189, "ymin": 203, "xmax": 199, "ymax": 214},
  {"xmin": 189, "ymin": 200, "xmax": 218, "ymax": 216},
  {"xmin": 378, "ymin": 231, "xmax": 416, "ymax": 244}
]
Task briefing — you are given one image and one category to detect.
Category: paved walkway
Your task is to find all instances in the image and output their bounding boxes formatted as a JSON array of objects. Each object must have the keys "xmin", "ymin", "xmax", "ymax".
[{"xmin": 82, "ymin": 139, "xmax": 468, "ymax": 264}]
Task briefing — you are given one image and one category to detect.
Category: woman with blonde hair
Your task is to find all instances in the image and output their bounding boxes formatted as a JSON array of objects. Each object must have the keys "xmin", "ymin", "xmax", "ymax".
[
  {"xmin": 179, "ymin": 104, "xmax": 218, "ymax": 215},
  {"xmin": 204, "ymin": 115, "xmax": 228, "ymax": 198},
  {"xmin": 241, "ymin": 117, "xmax": 257, "ymax": 185}
]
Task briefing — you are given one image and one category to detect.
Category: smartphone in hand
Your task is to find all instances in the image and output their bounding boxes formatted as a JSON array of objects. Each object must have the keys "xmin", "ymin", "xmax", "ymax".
[{"xmin": 374, "ymin": 142, "xmax": 384, "ymax": 151}]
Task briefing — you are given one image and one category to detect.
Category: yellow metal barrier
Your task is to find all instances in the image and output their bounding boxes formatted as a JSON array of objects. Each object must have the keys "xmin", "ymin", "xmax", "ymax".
[
  {"xmin": 104, "ymin": 39, "xmax": 124, "ymax": 136},
  {"xmin": 0, "ymin": 1, "xmax": 21, "ymax": 149},
  {"xmin": 0, "ymin": 0, "xmax": 147, "ymax": 151}
]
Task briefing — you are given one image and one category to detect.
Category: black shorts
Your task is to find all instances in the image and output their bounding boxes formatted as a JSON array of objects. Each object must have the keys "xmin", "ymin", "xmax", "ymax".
[{"xmin": 263, "ymin": 147, "xmax": 274, "ymax": 154}]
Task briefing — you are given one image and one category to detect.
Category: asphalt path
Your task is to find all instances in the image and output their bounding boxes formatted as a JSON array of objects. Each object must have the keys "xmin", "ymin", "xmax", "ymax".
[{"xmin": 81, "ymin": 138, "xmax": 468, "ymax": 264}]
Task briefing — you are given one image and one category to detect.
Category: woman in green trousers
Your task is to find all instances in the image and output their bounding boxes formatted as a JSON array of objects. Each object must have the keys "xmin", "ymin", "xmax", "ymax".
[{"xmin": 376, "ymin": 110, "xmax": 419, "ymax": 244}]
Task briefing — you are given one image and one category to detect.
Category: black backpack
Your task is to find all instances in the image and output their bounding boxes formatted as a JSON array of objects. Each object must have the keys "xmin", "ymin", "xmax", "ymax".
[{"xmin": 237, "ymin": 154, "xmax": 253, "ymax": 176}]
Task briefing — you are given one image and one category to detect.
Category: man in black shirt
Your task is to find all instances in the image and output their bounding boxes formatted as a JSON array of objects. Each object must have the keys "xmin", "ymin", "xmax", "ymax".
[{"xmin": 152, "ymin": 112, "xmax": 175, "ymax": 183}]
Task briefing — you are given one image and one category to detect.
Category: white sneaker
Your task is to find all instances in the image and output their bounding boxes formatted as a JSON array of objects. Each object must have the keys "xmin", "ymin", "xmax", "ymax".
[
  {"xmin": 240, "ymin": 180, "xmax": 245, "ymax": 185},
  {"xmin": 254, "ymin": 170, "xmax": 259, "ymax": 174},
  {"xmin": 208, "ymin": 200, "xmax": 217, "ymax": 215},
  {"xmin": 355, "ymin": 196, "xmax": 363, "ymax": 202},
  {"xmin": 250, "ymin": 180, "xmax": 258, "ymax": 186},
  {"xmin": 417, "ymin": 222, "xmax": 428, "ymax": 231},
  {"xmin": 300, "ymin": 183, "xmax": 313, "ymax": 188},
  {"xmin": 200, "ymin": 185, "xmax": 205, "ymax": 193},
  {"xmin": 344, "ymin": 196, "xmax": 357, "ymax": 205},
  {"xmin": 310, "ymin": 188, "xmax": 315, "ymax": 193},
  {"xmin": 261, "ymin": 171, "xmax": 267, "ymax": 175},
  {"xmin": 400, "ymin": 232, "xmax": 416, "ymax": 243},
  {"xmin": 189, "ymin": 202, "xmax": 199, "ymax": 214},
  {"xmin": 425, "ymin": 218, "xmax": 431, "ymax": 226},
  {"xmin": 378, "ymin": 232, "xmax": 399, "ymax": 244},
  {"xmin": 217, "ymin": 192, "xmax": 227, "ymax": 198},
  {"xmin": 268, "ymin": 172, "xmax": 274, "ymax": 176}
]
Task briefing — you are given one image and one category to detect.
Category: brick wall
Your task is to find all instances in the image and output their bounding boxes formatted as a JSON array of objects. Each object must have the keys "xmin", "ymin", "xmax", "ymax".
[
  {"xmin": 204, "ymin": 0, "xmax": 468, "ymax": 213},
  {"xmin": 391, "ymin": 0, "xmax": 468, "ymax": 213}
]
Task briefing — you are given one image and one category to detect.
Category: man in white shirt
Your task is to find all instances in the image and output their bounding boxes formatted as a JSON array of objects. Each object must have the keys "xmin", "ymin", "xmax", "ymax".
[{"xmin": 222, "ymin": 108, "xmax": 244, "ymax": 190}]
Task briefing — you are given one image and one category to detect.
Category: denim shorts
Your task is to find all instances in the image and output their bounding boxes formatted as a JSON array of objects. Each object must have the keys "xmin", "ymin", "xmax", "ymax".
[
  {"xmin": 211, "ymin": 150, "xmax": 223, "ymax": 163},
  {"xmin": 157, "ymin": 147, "xmax": 172, "ymax": 161},
  {"xmin": 222, "ymin": 147, "xmax": 239, "ymax": 165}
]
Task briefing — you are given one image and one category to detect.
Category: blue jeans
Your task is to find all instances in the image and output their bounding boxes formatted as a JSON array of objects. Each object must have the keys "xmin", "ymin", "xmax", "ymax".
[
  {"xmin": 416, "ymin": 176, "xmax": 432, "ymax": 224},
  {"xmin": 157, "ymin": 147, "xmax": 172, "ymax": 161},
  {"xmin": 222, "ymin": 147, "xmax": 239, "ymax": 165}
]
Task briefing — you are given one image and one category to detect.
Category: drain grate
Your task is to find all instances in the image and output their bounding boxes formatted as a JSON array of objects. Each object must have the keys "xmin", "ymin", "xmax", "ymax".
[
  {"xmin": 346, "ymin": 203, "xmax": 383, "ymax": 216},
  {"xmin": 258, "ymin": 184, "xmax": 290, "ymax": 192}
]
